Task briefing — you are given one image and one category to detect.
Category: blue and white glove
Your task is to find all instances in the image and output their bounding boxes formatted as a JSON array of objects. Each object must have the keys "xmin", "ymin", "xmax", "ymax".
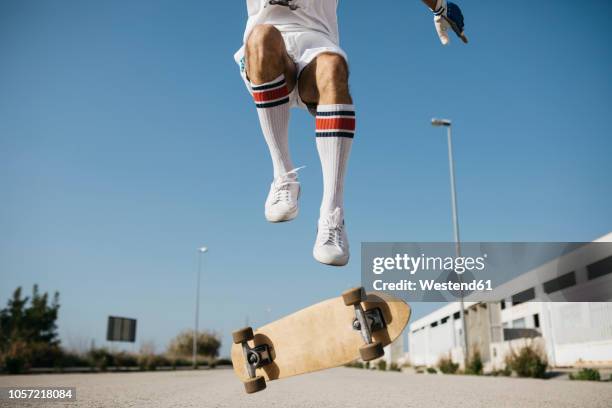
[{"xmin": 432, "ymin": 0, "xmax": 467, "ymax": 45}]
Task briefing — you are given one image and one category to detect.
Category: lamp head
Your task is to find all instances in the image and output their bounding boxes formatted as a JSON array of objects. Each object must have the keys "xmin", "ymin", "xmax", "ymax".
[{"xmin": 431, "ymin": 118, "xmax": 452, "ymax": 127}]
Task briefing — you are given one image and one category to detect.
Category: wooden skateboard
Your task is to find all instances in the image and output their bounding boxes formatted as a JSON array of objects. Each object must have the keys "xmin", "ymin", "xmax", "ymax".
[{"xmin": 231, "ymin": 287, "xmax": 411, "ymax": 393}]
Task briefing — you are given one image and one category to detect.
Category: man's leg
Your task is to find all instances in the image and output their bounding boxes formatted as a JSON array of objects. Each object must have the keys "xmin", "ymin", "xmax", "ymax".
[
  {"xmin": 246, "ymin": 25, "xmax": 301, "ymax": 222},
  {"xmin": 300, "ymin": 53, "xmax": 355, "ymax": 266}
]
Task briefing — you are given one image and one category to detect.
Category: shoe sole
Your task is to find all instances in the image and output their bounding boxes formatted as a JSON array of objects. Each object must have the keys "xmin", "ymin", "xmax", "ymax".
[
  {"xmin": 313, "ymin": 251, "xmax": 349, "ymax": 267},
  {"xmin": 265, "ymin": 207, "xmax": 298, "ymax": 223}
]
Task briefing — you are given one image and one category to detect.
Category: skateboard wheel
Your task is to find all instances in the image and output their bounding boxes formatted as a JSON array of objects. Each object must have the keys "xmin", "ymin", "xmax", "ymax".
[
  {"xmin": 342, "ymin": 287, "xmax": 365, "ymax": 306},
  {"xmin": 244, "ymin": 376, "xmax": 266, "ymax": 394},
  {"xmin": 232, "ymin": 327, "xmax": 254, "ymax": 344},
  {"xmin": 360, "ymin": 341, "xmax": 384, "ymax": 361}
]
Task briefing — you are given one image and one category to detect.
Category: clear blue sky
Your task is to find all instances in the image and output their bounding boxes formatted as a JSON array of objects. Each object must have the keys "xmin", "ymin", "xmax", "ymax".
[{"xmin": 1, "ymin": 1, "xmax": 611, "ymax": 357}]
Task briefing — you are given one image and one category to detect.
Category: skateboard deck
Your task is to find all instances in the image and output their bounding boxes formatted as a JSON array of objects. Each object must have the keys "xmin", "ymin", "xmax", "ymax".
[{"xmin": 231, "ymin": 288, "xmax": 411, "ymax": 392}]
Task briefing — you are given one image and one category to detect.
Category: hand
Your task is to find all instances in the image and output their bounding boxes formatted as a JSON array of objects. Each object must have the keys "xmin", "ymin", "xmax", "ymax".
[{"xmin": 432, "ymin": 0, "xmax": 468, "ymax": 45}]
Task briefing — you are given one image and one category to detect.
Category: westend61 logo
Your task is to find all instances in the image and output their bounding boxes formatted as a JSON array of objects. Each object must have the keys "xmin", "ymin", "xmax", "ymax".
[{"xmin": 372, "ymin": 253, "xmax": 487, "ymax": 275}]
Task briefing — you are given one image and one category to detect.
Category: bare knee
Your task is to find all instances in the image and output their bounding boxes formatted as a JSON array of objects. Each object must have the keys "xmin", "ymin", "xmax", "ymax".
[
  {"xmin": 247, "ymin": 24, "xmax": 284, "ymax": 54},
  {"xmin": 315, "ymin": 53, "xmax": 351, "ymax": 104},
  {"xmin": 246, "ymin": 25, "xmax": 285, "ymax": 82}
]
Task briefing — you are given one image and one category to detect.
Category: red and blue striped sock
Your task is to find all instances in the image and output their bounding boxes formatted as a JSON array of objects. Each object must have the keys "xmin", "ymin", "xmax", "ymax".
[
  {"xmin": 315, "ymin": 104, "xmax": 355, "ymax": 215},
  {"xmin": 251, "ymin": 74, "xmax": 293, "ymax": 178}
]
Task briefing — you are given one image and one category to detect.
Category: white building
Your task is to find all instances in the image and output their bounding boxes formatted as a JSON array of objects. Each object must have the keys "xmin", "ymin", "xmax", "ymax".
[
  {"xmin": 383, "ymin": 335, "xmax": 404, "ymax": 367},
  {"xmin": 408, "ymin": 233, "xmax": 612, "ymax": 369}
]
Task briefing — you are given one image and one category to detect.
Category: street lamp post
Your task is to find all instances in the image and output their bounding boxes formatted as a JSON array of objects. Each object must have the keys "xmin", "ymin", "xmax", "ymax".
[
  {"xmin": 193, "ymin": 246, "xmax": 208, "ymax": 368},
  {"xmin": 431, "ymin": 118, "xmax": 469, "ymax": 369}
]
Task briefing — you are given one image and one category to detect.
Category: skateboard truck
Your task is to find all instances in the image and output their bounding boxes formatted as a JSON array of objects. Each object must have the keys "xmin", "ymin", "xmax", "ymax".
[
  {"xmin": 342, "ymin": 287, "xmax": 386, "ymax": 361},
  {"xmin": 352, "ymin": 307, "xmax": 386, "ymax": 335},
  {"xmin": 244, "ymin": 344, "xmax": 272, "ymax": 377},
  {"xmin": 232, "ymin": 327, "xmax": 272, "ymax": 394}
]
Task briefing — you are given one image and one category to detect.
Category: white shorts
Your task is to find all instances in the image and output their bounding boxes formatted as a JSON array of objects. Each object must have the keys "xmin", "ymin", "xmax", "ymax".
[{"xmin": 234, "ymin": 29, "xmax": 348, "ymax": 110}]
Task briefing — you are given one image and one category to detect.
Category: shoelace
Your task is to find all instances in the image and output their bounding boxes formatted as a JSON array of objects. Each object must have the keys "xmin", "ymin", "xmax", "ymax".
[
  {"xmin": 319, "ymin": 209, "xmax": 344, "ymax": 248},
  {"xmin": 271, "ymin": 167, "xmax": 305, "ymax": 205}
]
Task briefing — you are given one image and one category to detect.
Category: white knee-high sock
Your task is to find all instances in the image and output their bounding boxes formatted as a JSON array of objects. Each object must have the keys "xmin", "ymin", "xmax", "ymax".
[
  {"xmin": 315, "ymin": 104, "xmax": 355, "ymax": 216},
  {"xmin": 252, "ymin": 74, "xmax": 294, "ymax": 178}
]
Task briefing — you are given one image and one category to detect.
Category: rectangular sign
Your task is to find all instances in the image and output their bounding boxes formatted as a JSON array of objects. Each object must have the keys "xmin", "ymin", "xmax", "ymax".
[{"xmin": 106, "ymin": 316, "xmax": 137, "ymax": 342}]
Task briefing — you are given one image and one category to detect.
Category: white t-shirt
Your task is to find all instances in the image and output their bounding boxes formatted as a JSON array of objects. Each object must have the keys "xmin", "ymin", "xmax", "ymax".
[{"xmin": 242, "ymin": 0, "xmax": 340, "ymax": 44}]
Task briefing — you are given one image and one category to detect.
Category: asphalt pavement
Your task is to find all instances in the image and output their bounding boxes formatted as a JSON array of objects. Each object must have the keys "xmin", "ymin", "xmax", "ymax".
[{"xmin": 1, "ymin": 367, "xmax": 611, "ymax": 407}]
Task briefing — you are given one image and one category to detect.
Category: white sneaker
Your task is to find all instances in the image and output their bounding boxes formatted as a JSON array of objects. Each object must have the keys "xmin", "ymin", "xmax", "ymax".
[
  {"xmin": 264, "ymin": 168, "xmax": 303, "ymax": 223},
  {"xmin": 313, "ymin": 207, "xmax": 349, "ymax": 266}
]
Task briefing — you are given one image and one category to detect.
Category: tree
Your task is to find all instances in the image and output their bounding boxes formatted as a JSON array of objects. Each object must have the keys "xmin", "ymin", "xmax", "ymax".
[
  {"xmin": 0, "ymin": 285, "xmax": 61, "ymax": 373},
  {"xmin": 167, "ymin": 330, "xmax": 221, "ymax": 359}
]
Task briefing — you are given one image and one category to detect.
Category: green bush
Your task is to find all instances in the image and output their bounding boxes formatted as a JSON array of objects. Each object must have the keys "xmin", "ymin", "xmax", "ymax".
[
  {"xmin": 465, "ymin": 350, "xmax": 483, "ymax": 375},
  {"xmin": 490, "ymin": 366, "xmax": 512, "ymax": 377},
  {"xmin": 215, "ymin": 358, "xmax": 232, "ymax": 366},
  {"xmin": 437, "ymin": 354, "xmax": 459, "ymax": 374},
  {"xmin": 426, "ymin": 367, "xmax": 437, "ymax": 374},
  {"xmin": 138, "ymin": 353, "xmax": 161, "ymax": 371},
  {"xmin": 88, "ymin": 348, "xmax": 113, "ymax": 371},
  {"xmin": 569, "ymin": 368, "xmax": 600, "ymax": 381},
  {"xmin": 505, "ymin": 344, "xmax": 547, "ymax": 378},
  {"xmin": 82, "ymin": 348, "xmax": 176, "ymax": 371},
  {"xmin": 377, "ymin": 360, "xmax": 387, "ymax": 371},
  {"xmin": 168, "ymin": 330, "xmax": 221, "ymax": 359},
  {"xmin": 2, "ymin": 340, "xmax": 31, "ymax": 374},
  {"xmin": 168, "ymin": 356, "xmax": 193, "ymax": 368},
  {"xmin": 389, "ymin": 362, "xmax": 401, "ymax": 372},
  {"xmin": 28, "ymin": 343, "xmax": 64, "ymax": 368},
  {"xmin": 113, "ymin": 352, "xmax": 138, "ymax": 369},
  {"xmin": 1, "ymin": 337, "xmax": 225, "ymax": 373},
  {"xmin": 56, "ymin": 350, "xmax": 90, "ymax": 368}
]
